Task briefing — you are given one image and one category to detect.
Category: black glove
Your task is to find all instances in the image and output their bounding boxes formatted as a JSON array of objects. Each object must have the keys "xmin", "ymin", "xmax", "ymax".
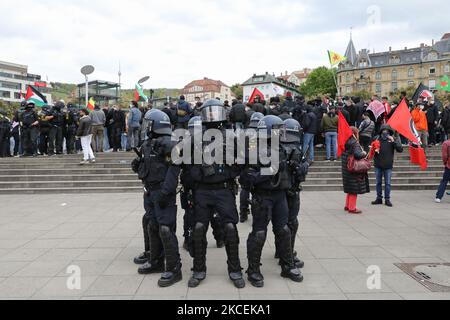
[
  {"xmin": 157, "ymin": 192, "xmax": 170, "ymax": 209},
  {"xmin": 131, "ymin": 158, "xmax": 141, "ymax": 173}
]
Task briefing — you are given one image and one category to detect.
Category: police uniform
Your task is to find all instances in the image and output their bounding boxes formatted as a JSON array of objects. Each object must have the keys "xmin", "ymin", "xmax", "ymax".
[
  {"xmin": 49, "ymin": 102, "xmax": 66, "ymax": 155},
  {"xmin": 132, "ymin": 110, "xmax": 182, "ymax": 288},
  {"xmin": 37, "ymin": 106, "xmax": 53, "ymax": 155},
  {"xmin": 65, "ymin": 104, "xmax": 79, "ymax": 154},
  {"xmin": 0, "ymin": 111, "xmax": 11, "ymax": 157},
  {"xmin": 20, "ymin": 104, "xmax": 39, "ymax": 156},
  {"xmin": 188, "ymin": 100, "xmax": 245, "ymax": 289},
  {"xmin": 245, "ymin": 116, "xmax": 303, "ymax": 288}
]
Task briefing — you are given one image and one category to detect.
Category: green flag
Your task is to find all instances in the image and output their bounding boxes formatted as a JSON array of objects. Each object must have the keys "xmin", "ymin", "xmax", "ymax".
[{"xmin": 437, "ymin": 75, "xmax": 450, "ymax": 92}]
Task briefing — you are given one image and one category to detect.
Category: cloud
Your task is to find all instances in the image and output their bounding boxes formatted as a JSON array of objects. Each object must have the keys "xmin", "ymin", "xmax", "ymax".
[{"xmin": 0, "ymin": 0, "xmax": 448, "ymax": 89}]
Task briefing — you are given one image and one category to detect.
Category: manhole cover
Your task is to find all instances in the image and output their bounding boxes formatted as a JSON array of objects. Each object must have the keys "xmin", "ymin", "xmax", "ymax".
[{"xmin": 395, "ymin": 263, "xmax": 450, "ymax": 292}]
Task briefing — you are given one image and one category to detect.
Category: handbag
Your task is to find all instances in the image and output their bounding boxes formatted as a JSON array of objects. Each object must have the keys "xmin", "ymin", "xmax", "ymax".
[{"xmin": 347, "ymin": 154, "xmax": 372, "ymax": 174}]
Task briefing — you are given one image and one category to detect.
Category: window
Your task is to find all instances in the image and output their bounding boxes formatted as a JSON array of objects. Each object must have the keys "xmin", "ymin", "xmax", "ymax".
[
  {"xmin": 346, "ymin": 74, "xmax": 350, "ymax": 83},
  {"xmin": 408, "ymin": 81, "xmax": 415, "ymax": 87},
  {"xmin": 408, "ymin": 67, "xmax": 414, "ymax": 77},
  {"xmin": 389, "ymin": 55, "xmax": 400, "ymax": 64},
  {"xmin": 376, "ymin": 71, "xmax": 382, "ymax": 80},
  {"xmin": 429, "ymin": 80, "xmax": 436, "ymax": 90},
  {"xmin": 359, "ymin": 59, "xmax": 367, "ymax": 68},
  {"xmin": 430, "ymin": 67, "xmax": 436, "ymax": 75},
  {"xmin": 0, "ymin": 80, "xmax": 21, "ymax": 90},
  {"xmin": 391, "ymin": 82, "xmax": 398, "ymax": 91},
  {"xmin": 0, "ymin": 90, "xmax": 11, "ymax": 98},
  {"xmin": 253, "ymin": 77, "xmax": 264, "ymax": 82},
  {"xmin": 445, "ymin": 65, "xmax": 450, "ymax": 73},
  {"xmin": 376, "ymin": 83, "xmax": 382, "ymax": 93},
  {"xmin": 346, "ymin": 86, "xmax": 351, "ymax": 93},
  {"xmin": 14, "ymin": 92, "xmax": 22, "ymax": 99},
  {"xmin": 392, "ymin": 69, "xmax": 398, "ymax": 80},
  {"xmin": 427, "ymin": 52, "xmax": 438, "ymax": 60},
  {"xmin": 339, "ymin": 76, "xmax": 342, "ymax": 83}
]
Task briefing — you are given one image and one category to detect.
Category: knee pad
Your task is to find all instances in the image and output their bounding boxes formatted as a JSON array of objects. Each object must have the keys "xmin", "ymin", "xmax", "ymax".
[
  {"xmin": 193, "ymin": 222, "xmax": 206, "ymax": 241},
  {"xmin": 224, "ymin": 223, "xmax": 238, "ymax": 241},
  {"xmin": 159, "ymin": 225, "xmax": 171, "ymax": 241},
  {"xmin": 255, "ymin": 230, "xmax": 267, "ymax": 246},
  {"xmin": 148, "ymin": 221, "xmax": 159, "ymax": 234},
  {"xmin": 288, "ymin": 218, "xmax": 299, "ymax": 232},
  {"xmin": 275, "ymin": 225, "xmax": 291, "ymax": 239}
]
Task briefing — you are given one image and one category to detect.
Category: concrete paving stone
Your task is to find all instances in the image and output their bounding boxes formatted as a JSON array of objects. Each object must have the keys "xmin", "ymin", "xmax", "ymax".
[
  {"xmin": 81, "ymin": 295, "xmax": 134, "ymax": 300},
  {"xmin": 38, "ymin": 248, "xmax": 85, "ymax": 262},
  {"xmin": 77, "ymin": 248, "xmax": 123, "ymax": 261},
  {"xmin": 0, "ymin": 247, "xmax": 49, "ymax": 262},
  {"xmin": 346, "ymin": 293, "xmax": 403, "ymax": 300},
  {"xmin": 286, "ymin": 274, "xmax": 342, "ymax": 295},
  {"xmin": 0, "ymin": 277, "xmax": 51, "ymax": 298},
  {"xmin": 0, "ymin": 261, "xmax": 29, "ymax": 277},
  {"xmin": 365, "ymin": 235, "xmax": 414, "ymax": 247},
  {"xmin": 381, "ymin": 245, "xmax": 437, "ymax": 258},
  {"xmin": 33, "ymin": 276, "xmax": 98, "ymax": 298},
  {"xmin": 347, "ymin": 246, "xmax": 395, "ymax": 258},
  {"xmin": 334, "ymin": 236, "xmax": 377, "ymax": 247},
  {"xmin": 135, "ymin": 275, "xmax": 188, "ymax": 296},
  {"xmin": 12, "ymin": 260, "xmax": 68, "ymax": 277},
  {"xmin": 357, "ymin": 258, "xmax": 406, "ymax": 274},
  {"xmin": 296, "ymin": 259, "xmax": 327, "ymax": 275},
  {"xmin": 308, "ymin": 245, "xmax": 353, "ymax": 259},
  {"xmin": 0, "ymin": 229, "xmax": 47, "ymax": 240},
  {"xmin": 239, "ymin": 278, "xmax": 291, "ymax": 296},
  {"xmin": 91, "ymin": 237, "xmax": 133, "ymax": 249},
  {"xmin": 398, "ymin": 257, "xmax": 444, "ymax": 264},
  {"xmin": 38, "ymin": 223, "xmax": 89, "ymax": 239},
  {"xmin": 238, "ymin": 294, "xmax": 293, "ymax": 300},
  {"xmin": 135, "ymin": 295, "xmax": 187, "ymax": 300},
  {"xmin": 184, "ymin": 276, "xmax": 240, "ymax": 295},
  {"xmin": 318, "ymin": 258, "xmax": 367, "ymax": 276},
  {"xmin": 381, "ymin": 273, "xmax": 431, "ymax": 293},
  {"xmin": 58, "ymin": 260, "xmax": 112, "ymax": 277},
  {"xmin": 56, "ymin": 238, "xmax": 99, "ymax": 249},
  {"xmin": 399, "ymin": 293, "xmax": 450, "ymax": 300},
  {"xmin": 103, "ymin": 260, "xmax": 142, "ymax": 276},
  {"xmin": 85, "ymin": 275, "xmax": 144, "ymax": 296},
  {"xmin": 330, "ymin": 274, "xmax": 393, "ymax": 294},
  {"xmin": 22, "ymin": 239, "xmax": 62, "ymax": 249}
]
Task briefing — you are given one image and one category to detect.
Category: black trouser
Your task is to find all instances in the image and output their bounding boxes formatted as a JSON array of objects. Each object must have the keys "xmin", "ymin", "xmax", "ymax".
[
  {"xmin": 0, "ymin": 127, "xmax": 10, "ymax": 157},
  {"xmin": 191, "ymin": 188, "xmax": 242, "ymax": 274},
  {"xmin": 49, "ymin": 126, "xmax": 64, "ymax": 154},
  {"xmin": 12, "ymin": 130, "xmax": 20, "ymax": 156},
  {"xmin": 112, "ymin": 126, "xmax": 123, "ymax": 151},
  {"xmin": 66, "ymin": 125, "xmax": 77, "ymax": 154},
  {"xmin": 239, "ymin": 187, "xmax": 250, "ymax": 213},
  {"xmin": 39, "ymin": 127, "xmax": 51, "ymax": 155},
  {"xmin": 427, "ymin": 122, "xmax": 436, "ymax": 145},
  {"xmin": 22, "ymin": 126, "xmax": 38, "ymax": 155}
]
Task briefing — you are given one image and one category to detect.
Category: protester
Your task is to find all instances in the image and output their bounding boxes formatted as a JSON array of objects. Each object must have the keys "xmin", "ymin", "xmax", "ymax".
[
  {"xmin": 341, "ymin": 127, "xmax": 370, "ymax": 214},
  {"xmin": 127, "ymin": 101, "xmax": 142, "ymax": 149},
  {"xmin": 90, "ymin": 104, "xmax": 106, "ymax": 153},
  {"xmin": 425, "ymin": 99, "xmax": 440, "ymax": 146},
  {"xmin": 176, "ymin": 95, "xmax": 193, "ymax": 129},
  {"xmin": 321, "ymin": 105, "xmax": 338, "ymax": 161},
  {"xmin": 411, "ymin": 103, "xmax": 429, "ymax": 149},
  {"xmin": 302, "ymin": 106, "xmax": 318, "ymax": 164},
  {"xmin": 440, "ymin": 101, "xmax": 450, "ymax": 140},
  {"xmin": 358, "ymin": 112, "xmax": 375, "ymax": 152},
  {"xmin": 371, "ymin": 125, "xmax": 403, "ymax": 207},
  {"xmin": 435, "ymin": 138, "xmax": 450, "ymax": 203},
  {"xmin": 76, "ymin": 108, "xmax": 95, "ymax": 165}
]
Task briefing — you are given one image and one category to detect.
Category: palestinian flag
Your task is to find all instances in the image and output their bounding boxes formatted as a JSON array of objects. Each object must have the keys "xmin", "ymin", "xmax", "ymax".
[
  {"xmin": 25, "ymin": 85, "xmax": 47, "ymax": 107},
  {"xmin": 328, "ymin": 50, "xmax": 347, "ymax": 67},
  {"xmin": 437, "ymin": 75, "xmax": 450, "ymax": 92},
  {"xmin": 87, "ymin": 97, "xmax": 96, "ymax": 111},
  {"xmin": 134, "ymin": 84, "xmax": 148, "ymax": 102}
]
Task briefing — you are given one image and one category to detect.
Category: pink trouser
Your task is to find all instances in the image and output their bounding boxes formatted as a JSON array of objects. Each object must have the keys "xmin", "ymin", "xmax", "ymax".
[{"xmin": 345, "ymin": 194, "xmax": 358, "ymax": 211}]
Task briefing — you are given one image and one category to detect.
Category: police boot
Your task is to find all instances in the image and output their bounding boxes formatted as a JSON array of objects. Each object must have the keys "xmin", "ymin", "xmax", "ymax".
[
  {"xmin": 289, "ymin": 218, "xmax": 304, "ymax": 269},
  {"xmin": 135, "ymin": 214, "xmax": 152, "ymax": 265},
  {"xmin": 188, "ymin": 223, "xmax": 208, "ymax": 288},
  {"xmin": 224, "ymin": 223, "xmax": 245, "ymax": 289},
  {"xmin": 138, "ymin": 222, "xmax": 164, "ymax": 274},
  {"xmin": 246, "ymin": 231, "xmax": 266, "ymax": 288},
  {"xmin": 134, "ymin": 252, "xmax": 150, "ymax": 265},
  {"xmin": 276, "ymin": 226, "xmax": 303, "ymax": 283},
  {"xmin": 158, "ymin": 225, "xmax": 182, "ymax": 288}
]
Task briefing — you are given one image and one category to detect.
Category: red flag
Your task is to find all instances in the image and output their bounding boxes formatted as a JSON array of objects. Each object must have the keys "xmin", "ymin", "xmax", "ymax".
[
  {"xmin": 248, "ymin": 88, "xmax": 265, "ymax": 104},
  {"xmin": 409, "ymin": 146, "xmax": 427, "ymax": 170},
  {"xmin": 387, "ymin": 99, "xmax": 419, "ymax": 145},
  {"xmin": 337, "ymin": 111, "xmax": 353, "ymax": 158}
]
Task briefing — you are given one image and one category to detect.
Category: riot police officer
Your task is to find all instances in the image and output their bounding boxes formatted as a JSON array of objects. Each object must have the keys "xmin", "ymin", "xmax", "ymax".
[
  {"xmin": 131, "ymin": 110, "xmax": 182, "ymax": 287},
  {"xmin": 20, "ymin": 102, "xmax": 39, "ymax": 157},
  {"xmin": 49, "ymin": 101, "xmax": 66, "ymax": 155},
  {"xmin": 244, "ymin": 115, "xmax": 303, "ymax": 288},
  {"xmin": 37, "ymin": 105, "xmax": 53, "ymax": 156},
  {"xmin": 239, "ymin": 112, "xmax": 264, "ymax": 223},
  {"xmin": 0, "ymin": 109, "xmax": 11, "ymax": 157},
  {"xmin": 65, "ymin": 103, "xmax": 79, "ymax": 154},
  {"xmin": 188, "ymin": 99, "xmax": 245, "ymax": 289},
  {"xmin": 275, "ymin": 119, "xmax": 309, "ymax": 269}
]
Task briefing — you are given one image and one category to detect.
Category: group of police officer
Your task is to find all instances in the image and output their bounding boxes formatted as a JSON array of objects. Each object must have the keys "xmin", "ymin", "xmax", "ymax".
[
  {"xmin": 0, "ymin": 100, "xmax": 80, "ymax": 157},
  {"xmin": 131, "ymin": 98, "xmax": 309, "ymax": 289}
]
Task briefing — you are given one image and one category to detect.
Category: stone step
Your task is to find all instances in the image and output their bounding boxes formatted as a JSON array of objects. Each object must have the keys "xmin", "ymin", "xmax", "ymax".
[
  {"xmin": 301, "ymin": 184, "xmax": 442, "ymax": 192},
  {"xmin": 0, "ymin": 168, "xmax": 134, "ymax": 176},
  {"xmin": 306, "ymin": 171, "xmax": 446, "ymax": 178},
  {"xmin": 302, "ymin": 177, "xmax": 443, "ymax": 185},
  {"xmin": 0, "ymin": 186, "xmax": 143, "ymax": 195},
  {"xmin": 308, "ymin": 165, "xmax": 443, "ymax": 172},
  {"xmin": 0, "ymin": 174, "xmax": 138, "ymax": 182}
]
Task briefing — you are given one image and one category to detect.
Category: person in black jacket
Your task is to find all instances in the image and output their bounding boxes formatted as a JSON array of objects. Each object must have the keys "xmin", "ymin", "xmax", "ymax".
[
  {"xmin": 425, "ymin": 100, "xmax": 440, "ymax": 146},
  {"xmin": 229, "ymin": 100, "xmax": 247, "ymax": 129},
  {"xmin": 302, "ymin": 106, "xmax": 318, "ymax": 163},
  {"xmin": 341, "ymin": 127, "xmax": 370, "ymax": 214},
  {"xmin": 371, "ymin": 125, "xmax": 403, "ymax": 207},
  {"xmin": 441, "ymin": 103, "xmax": 450, "ymax": 139},
  {"xmin": 110, "ymin": 105, "xmax": 126, "ymax": 152}
]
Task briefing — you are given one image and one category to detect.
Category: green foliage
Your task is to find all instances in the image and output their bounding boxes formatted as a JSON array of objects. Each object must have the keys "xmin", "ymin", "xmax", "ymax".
[
  {"xmin": 388, "ymin": 85, "xmax": 416, "ymax": 102},
  {"xmin": 231, "ymin": 84, "xmax": 243, "ymax": 99},
  {"xmin": 349, "ymin": 90, "xmax": 372, "ymax": 101},
  {"xmin": 299, "ymin": 67, "xmax": 337, "ymax": 99},
  {"xmin": 51, "ymin": 82, "xmax": 78, "ymax": 102},
  {"xmin": 0, "ymin": 99, "xmax": 20, "ymax": 118}
]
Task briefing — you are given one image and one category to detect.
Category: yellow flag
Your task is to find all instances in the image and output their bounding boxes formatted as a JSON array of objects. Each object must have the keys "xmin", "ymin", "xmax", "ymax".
[{"xmin": 328, "ymin": 50, "xmax": 347, "ymax": 67}]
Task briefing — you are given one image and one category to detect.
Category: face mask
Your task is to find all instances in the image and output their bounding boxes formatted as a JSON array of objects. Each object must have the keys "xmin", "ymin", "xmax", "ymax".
[{"xmin": 382, "ymin": 131, "xmax": 389, "ymax": 139}]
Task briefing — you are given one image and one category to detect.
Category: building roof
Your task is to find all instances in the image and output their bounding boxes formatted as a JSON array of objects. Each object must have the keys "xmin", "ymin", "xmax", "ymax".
[
  {"xmin": 292, "ymin": 69, "xmax": 310, "ymax": 79},
  {"xmin": 183, "ymin": 78, "xmax": 229, "ymax": 93},
  {"xmin": 345, "ymin": 39, "xmax": 358, "ymax": 65},
  {"xmin": 242, "ymin": 73, "xmax": 300, "ymax": 92}
]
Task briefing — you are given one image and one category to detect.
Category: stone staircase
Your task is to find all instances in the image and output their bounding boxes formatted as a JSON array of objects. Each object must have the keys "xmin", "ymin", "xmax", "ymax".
[{"xmin": 0, "ymin": 147, "xmax": 446, "ymax": 194}]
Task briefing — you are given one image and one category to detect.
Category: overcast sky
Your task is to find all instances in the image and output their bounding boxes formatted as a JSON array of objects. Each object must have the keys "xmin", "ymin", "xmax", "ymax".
[{"xmin": 1, "ymin": 0, "xmax": 448, "ymax": 89}]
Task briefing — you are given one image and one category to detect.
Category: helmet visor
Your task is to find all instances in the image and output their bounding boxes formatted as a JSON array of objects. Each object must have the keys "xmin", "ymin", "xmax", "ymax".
[{"xmin": 201, "ymin": 105, "xmax": 227, "ymax": 123}]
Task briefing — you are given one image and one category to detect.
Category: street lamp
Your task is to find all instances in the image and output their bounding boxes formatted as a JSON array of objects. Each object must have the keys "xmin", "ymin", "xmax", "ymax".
[{"xmin": 81, "ymin": 65, "xmax": 95, "ymax": 107}]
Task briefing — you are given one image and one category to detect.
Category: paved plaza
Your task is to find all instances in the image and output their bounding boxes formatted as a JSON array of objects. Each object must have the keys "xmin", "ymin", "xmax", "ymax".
[{"xmin": 0, "ymin": 191, "xmax": 449, "ymax": 300}]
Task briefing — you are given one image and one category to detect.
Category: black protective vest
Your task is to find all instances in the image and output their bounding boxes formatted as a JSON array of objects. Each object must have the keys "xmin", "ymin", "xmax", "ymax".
[{"xmin": 138, "ymin": 136, "xmax": 172, "ymax": 187}]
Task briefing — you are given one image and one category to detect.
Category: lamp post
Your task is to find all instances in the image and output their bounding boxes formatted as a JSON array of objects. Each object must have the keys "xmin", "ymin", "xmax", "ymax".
[{"xmin": 80, "ymin": 65, "xmax": 95, "ymax": 107}]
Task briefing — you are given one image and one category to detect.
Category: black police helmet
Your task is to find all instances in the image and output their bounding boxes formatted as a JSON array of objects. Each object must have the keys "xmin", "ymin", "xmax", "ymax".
[
  {"xmin": 201, "ymin": 99, "xmax": 227, "ymax": 124},
  {"xmin": 257, "ymin": 115, "xmax": 285, "ymax": 136},
  {"xmin": 249, "ymin": 112, "xmax": 264, "ymax": 129},
  {"xmin": 143, "ymin": 109, "xmax": 172, "ymax": 136},
  {"xmin": 54, "ymin": 100, "xmax": 65, "ymax": 109},
  {"xmin": 282, "ymin": 119, "xmax": 303, "ymax": 143},
  {"xmin": 188, "ymin": 116, "xmax": 202, "ymax": 134}
]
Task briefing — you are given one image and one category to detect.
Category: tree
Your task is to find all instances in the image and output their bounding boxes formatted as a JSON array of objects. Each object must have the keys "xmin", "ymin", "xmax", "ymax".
[
  {"xmin": 299, "ymin": 67, "xmax": 337, "ymax": 99},
  {"xmin": 231, "ymin": 84, "xmax": 243, "ymax": 100},
  {"xmin": 349, "ymin": 90, "xmax": 372, "ymax": 101}
]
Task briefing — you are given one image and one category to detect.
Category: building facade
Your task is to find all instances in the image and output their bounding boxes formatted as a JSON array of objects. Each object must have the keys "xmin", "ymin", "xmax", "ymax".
[
  {"xmin": 0, "ymin": 60, "xmax": 52, "ymax": 104},
  {"xmin": 242, "ymin": 72, "xmax": 300, "ymax": 103},
  {"xmin": 336, "ymin": 33, "xmax": 450, "ymax": 97},
  {"xmin": 182, "ymin": 78, "xmax": 234, "ymax": 105}
]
